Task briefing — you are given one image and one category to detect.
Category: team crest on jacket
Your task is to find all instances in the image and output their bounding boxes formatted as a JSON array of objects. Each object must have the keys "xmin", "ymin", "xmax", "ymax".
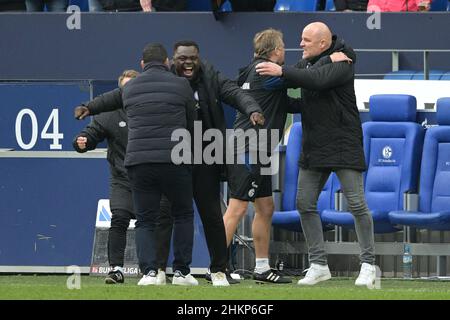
[{"xmin": 119, "ymin": 121, "xmax": 127, "ymax": 127}]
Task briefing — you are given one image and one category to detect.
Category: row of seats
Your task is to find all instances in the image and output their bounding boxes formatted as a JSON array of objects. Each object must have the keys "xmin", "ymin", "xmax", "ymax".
[
  {"xmin": 68, "ymin": 0, "xmax": 450, "ymax": 12},
  {"xmin": 271, "ymin": 0, "xmax": 448, "ymax": 12},
  {"xmin": 273, "ymin": 94, "xmax": 450, "ymax": 234},
  {"xmin": 384, "ymin": 70, "xmax": 450, "ymax": 80}
]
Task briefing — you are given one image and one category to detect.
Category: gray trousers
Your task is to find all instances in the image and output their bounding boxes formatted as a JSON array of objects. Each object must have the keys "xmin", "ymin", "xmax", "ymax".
[{"xmin": 296, "ymin": 168, "xmax": 375, "ymax": 266}]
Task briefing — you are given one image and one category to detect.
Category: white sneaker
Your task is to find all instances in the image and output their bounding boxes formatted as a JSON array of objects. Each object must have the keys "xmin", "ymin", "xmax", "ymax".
[
  {"xmin": 297, "ymin": 263, "xmax": 331, "ymax": 285},
  {"xmin": 355, "ymin": 263, "xmax": 376, "ymax": 288},
  {"xmin": 156, "ymin": 269, "xmax": 166, "ymax": 285},
  {"xmin": 172, "ymin": 270, "xmax": 199, "ymax": 286},
  {"xmin": 138, "ymin": 270, "xmax": 158, "ymax": 286},
  {"xmin": 210, "ymin": 271, "xmax": 230, "ymax": 287}
]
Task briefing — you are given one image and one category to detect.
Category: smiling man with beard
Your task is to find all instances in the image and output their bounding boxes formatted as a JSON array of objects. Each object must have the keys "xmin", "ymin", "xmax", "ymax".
[{"xmin": 170, "ymin": 40, "xmax": 264, "ymax": 285}]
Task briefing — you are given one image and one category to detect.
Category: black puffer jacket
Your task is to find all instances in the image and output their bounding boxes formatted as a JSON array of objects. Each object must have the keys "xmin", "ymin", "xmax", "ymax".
[
  {"xmin": 87, "ymin": 62, "xmax": 196, "ymax": 167},
  {"xmin": 85, "ymin": 61, "xmax": 260, "ymax": 166},
  {"xmin": 281, "ymin": 36, "xmax": 366, "ymax": 171},
  {"xmin": 121, "ymin": 62, "xmax": 195, "ymax": 166}
]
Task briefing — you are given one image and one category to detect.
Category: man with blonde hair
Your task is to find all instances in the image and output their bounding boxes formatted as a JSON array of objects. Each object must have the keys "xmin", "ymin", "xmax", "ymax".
[{"xmin": 224, "ymin": 28, "xmax": 348, "ymax": 283}]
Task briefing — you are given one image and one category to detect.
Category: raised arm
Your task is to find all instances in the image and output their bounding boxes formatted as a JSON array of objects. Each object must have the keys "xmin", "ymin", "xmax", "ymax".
[
  {"xmin": 281, "ymin": 62, "xmax": 354, "ymax": 91},
  {"xmin": 217, "ymin": 71, "xmax": 265, "ymax": 125},
  {"xmin": 74, "ymin": 88, "xmax": 123, "ymax": 120},
  {"xmin": 256, "ymin": 52, "xmax": 353, "ymax": 91},
  {"xmin": 73, "ymin": 117, "xmax": 107, "ymax": 153}
]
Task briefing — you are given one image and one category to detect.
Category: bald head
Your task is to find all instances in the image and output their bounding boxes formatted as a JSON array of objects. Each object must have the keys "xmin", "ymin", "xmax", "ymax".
[{"xmin": 300, "ymin": 22, "xmax": 333, "ymax": 60}]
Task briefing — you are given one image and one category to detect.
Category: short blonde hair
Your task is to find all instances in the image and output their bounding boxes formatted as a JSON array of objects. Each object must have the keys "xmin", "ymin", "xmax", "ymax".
[
  {"xmin": 253, "ymin": 28, "xmax": 284, "ymax": 60},
  {"xmin": 118, "ymin": 69, "xmax": 139, "ymax": 87}
]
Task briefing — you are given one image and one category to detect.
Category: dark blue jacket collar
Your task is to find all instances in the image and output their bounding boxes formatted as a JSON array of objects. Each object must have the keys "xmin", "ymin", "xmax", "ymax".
[{"xmin": 143, "ymin": 61, "xmax": 169, "ymax": 72}]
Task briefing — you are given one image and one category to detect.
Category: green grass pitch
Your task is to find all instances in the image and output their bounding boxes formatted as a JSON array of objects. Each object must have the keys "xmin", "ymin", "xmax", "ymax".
[{"xmin": 1, "ymin": 275, "xmax": 450, "ymax": 300}]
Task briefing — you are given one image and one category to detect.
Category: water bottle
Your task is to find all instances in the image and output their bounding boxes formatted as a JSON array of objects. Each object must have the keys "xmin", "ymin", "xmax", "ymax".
[
  {"xmin": 276, "ymin": 260, "xmax": 284, "ymax": 272},
  {"xmin": 403, "ymin": 243, "xmax": 413, "ymax": 279}
]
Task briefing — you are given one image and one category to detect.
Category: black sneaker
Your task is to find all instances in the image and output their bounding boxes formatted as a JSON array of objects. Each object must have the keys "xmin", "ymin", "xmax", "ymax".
[
  {"xmin": 105, "ymin": 269, "xmax": 124, "ymax": 284},
  {"xmin": 205, "ymin": 269, "xmax": 240, "ymax": 285},
  {"xmin": 253, "ymin": 268, "xmax": 292, "ymax": 284}
]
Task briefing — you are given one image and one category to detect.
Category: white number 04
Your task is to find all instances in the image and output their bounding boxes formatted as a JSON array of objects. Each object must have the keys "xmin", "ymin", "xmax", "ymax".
[{"xmin": 15, "ymin": 108, "xmax": 64, "ymax": 150}]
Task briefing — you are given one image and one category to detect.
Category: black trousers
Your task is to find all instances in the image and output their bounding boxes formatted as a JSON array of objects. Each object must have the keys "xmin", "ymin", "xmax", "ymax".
[
  {"xmin": 127, "ymin": 163, "xmax": 194, "ymax": 275},
  {"xmin": 158, "ymin": 163, "xmax": 228, "ymax": 273},
  {"xmin": 108, "ymin": 197, "xmax": 172, "ymax": 269}
]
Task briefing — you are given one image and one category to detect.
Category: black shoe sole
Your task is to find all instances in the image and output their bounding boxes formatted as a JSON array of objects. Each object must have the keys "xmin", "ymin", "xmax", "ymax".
[
  {"xmin": 105, "ymin": 278, "xmax": 124, "ymax": 284},
  {"xmin": 227, "ymin": 277, "xmax": 241, "ymax": 285},
  {"xmin": 105, "ymin": 278, "xmax": 117, "ymax": 284},
  {"xmin": 254, "ymin": 279, "xmax": 292, "ymax": 284}
]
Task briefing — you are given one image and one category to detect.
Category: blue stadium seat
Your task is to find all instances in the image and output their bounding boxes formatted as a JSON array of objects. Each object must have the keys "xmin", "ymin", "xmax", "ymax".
[
  {"xmin": 389, "ymin": 98, "xmax": 450, "ymax": 230},
  {"xmin": 220, "ymin": 0, "xmax": 232, "ymax": 11},
  {"xmin": 272, "ymin": 122, "xmax": 339, "ymax": 232},
  {"xmin": 429, "ymin": 0, "xmax": 448, "ymax": 10},
  {"xmin": 384, "ymin": 71, "xmax": 415, "ymax": 80},
  {"xmin": 187, "ymin": 0, "xmax": 212, "ymax": 11},
  {"xmin": 440, "ymin": 72, "xmax": 450, "ymax": 80},
  {"xmin": 291, "ymin": 0, "xmax": 318, "ymax": 10},
  {"xmin": 321, "ymin": 95, "xmax": 424, "ymax": 233},
  {"xmin": 325, "ymin": 0, "xmax": 336, "ymax": 10},
  {"xmin": 274, "ymin": 0, "xmax": 292, "ymax": 11},
  {"xmin": 274, "ymin": 0, "xmax": 319, "ymax": 11},
  {"xmin": 411, "ymin": 70, "xmax": 445, "ymax": 80}
]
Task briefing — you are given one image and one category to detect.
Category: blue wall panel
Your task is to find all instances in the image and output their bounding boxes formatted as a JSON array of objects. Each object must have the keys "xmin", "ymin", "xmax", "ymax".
[
  {"xmin": 0, "ymin": 13, "xmax": 449, "ymax": 81},
  {"xmin": 0, "ymin": 82, "xmax": 90, "ymax": 151},
  {"xmin": 0, "ymin": 157, "xmax": 109, "ymax": 266}
]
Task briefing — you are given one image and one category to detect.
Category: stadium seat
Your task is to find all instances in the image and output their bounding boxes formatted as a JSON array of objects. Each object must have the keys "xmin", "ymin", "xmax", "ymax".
[
  {"xmin": 429, "ymin": 0, "xmax": 448, "ymax": 10},
  {"xmin": 440, "ymin": 72, "xmax": 450, "ymax": 80},
  {"xmin": 389, "ymin": 98, "xmax": 450, "ymax": 230},
  {"xmin": 325, "ymin": 0, "xmax": 336, "ymax": 10},
  {"xmin": 274, "ymin": 0, "xmax": 292, "ymax": 11},
  {"xmin": 321, "ymin": 95, "xmax": 424, "ymax": 233},
  {"xmin": 274, "ymin": 0, "xmax": 319, "ymax": 11},
  {"xmin": 411, "ymin": 70, "xmax": 445, "ymax": 80},
  {"xmin": 219, "ymin": 0, "xmax": 232, "ymax": 11},
  {"xmin": 384, "ymin": 70, "xmax": 415, "ymax": 80},
  {"xmin": 271, "ymin": 122, "xmax": 339, "ymax": 232}
]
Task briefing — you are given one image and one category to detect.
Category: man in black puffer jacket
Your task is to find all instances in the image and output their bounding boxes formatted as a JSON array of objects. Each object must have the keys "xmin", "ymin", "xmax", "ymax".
[
  {"xmin": 75, "ymin": 41, "xmax": 264, "ymax": 286},
  {"xmin": 256, "ymin": 22, "xmax": 376, "ymax": 288},
  {"xmin": 73, "ymin": 69, "xmax": 173, "ymax": 285},
  {"xmin": 76, "ymin": 43, "xmax": 198, "ymax": 286}
]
